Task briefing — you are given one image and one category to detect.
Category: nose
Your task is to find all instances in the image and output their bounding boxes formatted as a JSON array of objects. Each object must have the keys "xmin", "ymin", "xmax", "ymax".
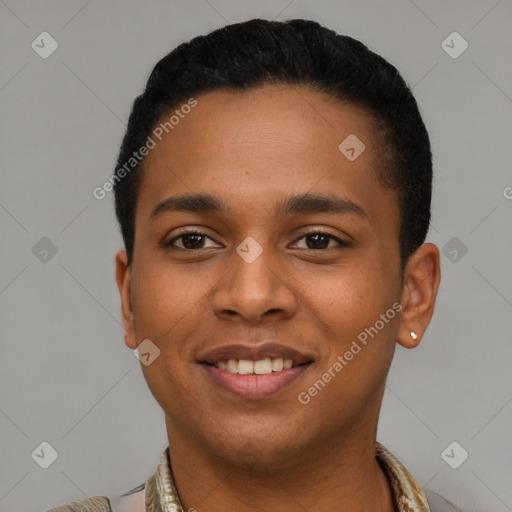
[{"xmin": 212, "ymin": 243, "xmax": 297, "ymax": 324}]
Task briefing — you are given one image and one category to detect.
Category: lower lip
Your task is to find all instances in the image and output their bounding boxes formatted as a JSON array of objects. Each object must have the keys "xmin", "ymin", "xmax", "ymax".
[{"xmin": 200, "ymin": 363, "xmax": 312, "ymax": 399}]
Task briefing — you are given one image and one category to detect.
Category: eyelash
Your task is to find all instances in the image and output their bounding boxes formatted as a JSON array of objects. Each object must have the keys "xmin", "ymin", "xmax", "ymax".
[{"xmin": 164, "ymin": 229, "xmax": 350, "ymax": 251}]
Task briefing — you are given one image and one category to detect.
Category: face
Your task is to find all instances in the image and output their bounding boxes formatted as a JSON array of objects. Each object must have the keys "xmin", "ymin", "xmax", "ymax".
[{"xmin": 118, "ymin": 85, "xmax": 410, "ymax": 466}]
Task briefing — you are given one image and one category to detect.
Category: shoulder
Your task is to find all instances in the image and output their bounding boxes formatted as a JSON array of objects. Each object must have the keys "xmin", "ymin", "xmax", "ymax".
[
  {"xmin": 46, "ymin": 484, "xmax": 145, "ymax": 512},
  {"xmin": 46, "ymin": 496, "xmax": 112, "ymax": 512}
]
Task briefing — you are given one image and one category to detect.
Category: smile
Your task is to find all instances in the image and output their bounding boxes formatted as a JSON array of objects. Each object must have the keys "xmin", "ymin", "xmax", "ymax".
[
  {"xmin": 197, "ymin": 342, "xmax": 314, "ymax": 398},
  {"xmin": 209, "ymin": 357, "xmax": 296, "ymax": 375},
  {"xmin": 200, "ymin": 360, "xmax": 313, "ymax": 398}
]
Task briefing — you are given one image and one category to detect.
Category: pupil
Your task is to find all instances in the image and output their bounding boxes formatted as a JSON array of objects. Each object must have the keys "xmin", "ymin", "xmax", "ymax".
[
  {"xmin": 308, "ymin": 234, "xmax": 328, "ymax": 249},
  {"xmin": 183, "ymin": 234, "xmax": 203, "ymax": 249},
  {"xmin": 179, "ymin": 234, "xmax": 330, "ymax": 250}
]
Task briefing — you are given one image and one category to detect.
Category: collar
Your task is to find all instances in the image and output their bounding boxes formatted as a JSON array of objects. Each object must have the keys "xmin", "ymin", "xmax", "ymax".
[{"xmin": 143, "ymin": 442, "xmax": 431, "ymax": 512}]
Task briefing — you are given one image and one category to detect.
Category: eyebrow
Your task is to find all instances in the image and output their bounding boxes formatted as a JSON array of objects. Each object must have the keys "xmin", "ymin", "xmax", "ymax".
[{"xmin": 150, "ymin": 192, "xmax": 368, "ymax": 220}]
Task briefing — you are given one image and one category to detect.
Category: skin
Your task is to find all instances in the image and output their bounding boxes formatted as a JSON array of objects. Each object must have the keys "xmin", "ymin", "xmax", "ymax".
[{"xmin": 116, "ymin": 84, "xmax": 441, "ymax": 512}]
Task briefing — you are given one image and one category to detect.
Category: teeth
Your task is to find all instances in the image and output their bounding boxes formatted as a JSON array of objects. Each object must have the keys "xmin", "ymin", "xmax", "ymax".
[
  {"xmin": 254, "ymin": 358, "xmax": 272, "ymax": 375},
  {"xmin": 226, "ymin": 359, "xmax": 238, "ymax": 373},
  {"xmin": 215, "ymin": 357, "xmax": 295, "ymax": 374},
  {"xmin": 271, "ymin": 357, "xmax": 284, "ymax": 371},
  {"xmin": 237, "ymin": 359, "xmax": 254, "ymax": 375}
]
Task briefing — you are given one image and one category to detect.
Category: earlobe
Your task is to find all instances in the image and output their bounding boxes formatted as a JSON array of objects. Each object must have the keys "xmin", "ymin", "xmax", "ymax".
[
  {"xmin": 397, "ymin": 243, "xmax": 441, "ymax": 349},
  {"xmin": 115, "ymin": 250, "xmax": 137, "ymax": 349}
]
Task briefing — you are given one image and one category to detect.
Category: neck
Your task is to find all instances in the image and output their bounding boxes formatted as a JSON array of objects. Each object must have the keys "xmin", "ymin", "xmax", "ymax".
[{"xmin": 165, "ymin": 417, "xmax": 395, "ymax": 512}]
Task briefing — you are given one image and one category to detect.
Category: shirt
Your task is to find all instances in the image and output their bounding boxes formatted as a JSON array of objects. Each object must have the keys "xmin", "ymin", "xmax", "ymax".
[{"xmin": 47, "ymin": 442, "xmax": 443, "ymax": 511}]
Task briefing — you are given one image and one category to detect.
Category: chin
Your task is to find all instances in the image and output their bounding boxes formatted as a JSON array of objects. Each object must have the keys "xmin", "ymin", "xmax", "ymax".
[
  {"xmin": 203, "ymin": 423, "xmax": 311, "ymax": 469},
  {"xmin": 219, "ymin": 440, "xmax": 294, "ymax": 469}
]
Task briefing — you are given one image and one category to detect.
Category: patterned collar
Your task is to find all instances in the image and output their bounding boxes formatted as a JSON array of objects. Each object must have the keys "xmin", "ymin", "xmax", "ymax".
[{"xmin": 143, "ymin": 442, "xmax": 431, "ymax": 512}]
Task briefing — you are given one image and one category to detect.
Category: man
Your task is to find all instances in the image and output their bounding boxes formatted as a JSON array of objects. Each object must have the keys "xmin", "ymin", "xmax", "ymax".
[{"xmin": 49, "ymin": 18, "xmax": 458, "ymax": 512}]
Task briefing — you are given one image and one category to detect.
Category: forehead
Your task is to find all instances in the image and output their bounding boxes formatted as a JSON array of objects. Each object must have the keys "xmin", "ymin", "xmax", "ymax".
[
  {"xmin": 137, "ymin": 85, "xmax": 396, "ymax": 227},
  {"xmin": 157, "ymin": 85, "xmax": 378, "ymax": 161}
]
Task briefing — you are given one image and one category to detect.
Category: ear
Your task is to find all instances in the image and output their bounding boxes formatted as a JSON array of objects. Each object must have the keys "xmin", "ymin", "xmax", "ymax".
[
  {"xmin": 397, "ymin": 243, "xmax": 441, "ymax": 348},
  {"xmin": 115, "ymin": 250, "xmax": 137, "ymax": 349}
]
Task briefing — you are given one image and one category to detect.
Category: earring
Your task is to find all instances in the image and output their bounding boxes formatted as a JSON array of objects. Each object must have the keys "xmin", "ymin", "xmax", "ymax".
[{"xmin": 410, "ymin": 331, "xmax": 418, "ymax": 340}]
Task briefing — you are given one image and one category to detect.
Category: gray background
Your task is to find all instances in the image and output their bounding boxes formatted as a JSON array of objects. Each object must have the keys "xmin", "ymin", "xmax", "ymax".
[{"xmin": 1, "ymin": 1, "xmax": 511, "ymax": 511}]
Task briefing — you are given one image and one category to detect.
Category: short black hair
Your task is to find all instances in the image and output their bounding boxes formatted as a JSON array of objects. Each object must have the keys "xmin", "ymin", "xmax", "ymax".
[{"xmin": 113, "ymin": 18, "xmax": 432, "ymax": 268}]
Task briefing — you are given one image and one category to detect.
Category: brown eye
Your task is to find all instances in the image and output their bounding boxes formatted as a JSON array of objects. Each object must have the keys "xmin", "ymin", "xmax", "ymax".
[
  {"xmin": 294, "ymin": 232, "xmax": 349, "ymax": 250},
  {"xmin": 166, "ymin": 230, "xmax": 219, "ymax": 250}
]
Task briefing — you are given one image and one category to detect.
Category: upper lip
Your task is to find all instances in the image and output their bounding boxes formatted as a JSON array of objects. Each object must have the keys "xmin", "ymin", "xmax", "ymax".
[{"xmin": 197, "ymin": 342, "xmax": 314, "ymax": 366}]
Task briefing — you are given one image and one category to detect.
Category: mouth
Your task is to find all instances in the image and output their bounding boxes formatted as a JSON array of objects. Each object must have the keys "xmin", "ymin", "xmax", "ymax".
[
  {"xmin": 203, "ymin": 356, "xmax": 304, "ymax": 374},
  {"xmin": 197, "ymin": 343, "xmax": 314, "ymax": 399}
]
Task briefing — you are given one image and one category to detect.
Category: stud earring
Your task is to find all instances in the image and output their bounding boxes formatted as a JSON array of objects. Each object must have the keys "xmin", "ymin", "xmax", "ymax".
[{"xmin": 410, "ymin": 331, "xmax": 418, "ymax": 340}]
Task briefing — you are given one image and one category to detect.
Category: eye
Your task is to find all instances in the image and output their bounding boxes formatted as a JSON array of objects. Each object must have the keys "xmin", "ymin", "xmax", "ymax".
[
  {"xmin": 163, "ymin": 229, "xmax": 349, "ymax": 251},
  {"xmin": 165, "ymin": 230, "xmax": 220, "ymax": 250},
  {"xmin": 293, "ymin": 231, "xmax": 349, "ymax": 250}
]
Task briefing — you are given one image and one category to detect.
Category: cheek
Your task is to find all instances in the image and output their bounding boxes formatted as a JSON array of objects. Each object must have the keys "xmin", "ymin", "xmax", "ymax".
[
  {"xmin": 311, "ymin": 263, "xmax": 391, "ymax": 328},
  {"xmin": 305, "ymin": 261, "xmax": 399, "ymax": 372},
  {"xmin": 130, "ymin": 260, "xmax": 207, "ymax": 408},
  {"xmin": 130, "ymin": 255, "xmax": 222, "ymax": 394},
  {"xmin": 296, "ymin": 268, "xmax": 397, "ymax": 423},
  {"xmin": 131, "ymin": 255, "xmax": 213, "ymax": 337}
]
